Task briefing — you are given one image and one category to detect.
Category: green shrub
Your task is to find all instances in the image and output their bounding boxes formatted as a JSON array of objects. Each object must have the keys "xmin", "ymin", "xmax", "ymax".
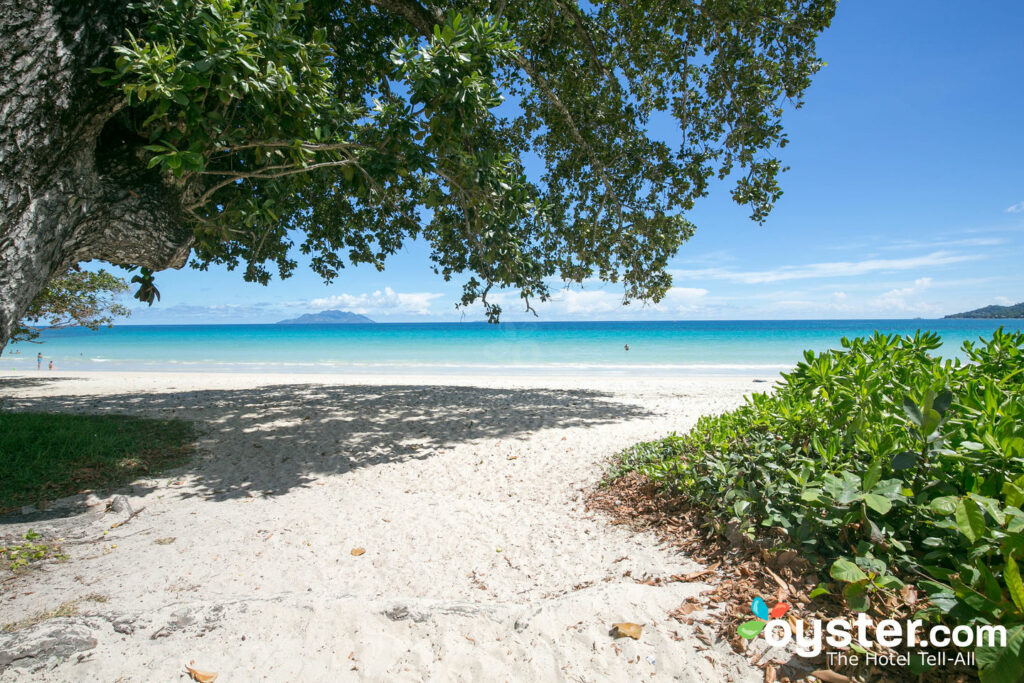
[{"xmin": 616, "ymin": 328, "xmax": 1024, "ymax": 680}]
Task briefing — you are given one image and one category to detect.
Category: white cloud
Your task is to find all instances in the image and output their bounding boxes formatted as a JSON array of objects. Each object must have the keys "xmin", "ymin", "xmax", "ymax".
[
  {"xmin": 1005, "ymin": 201, "xmax": 1024, "ymax": 214},
  {"xmin": 482, "ymin": 286, "xmax": 709, "ymax": 319},
  {"xmin": 871, "ymin": 277, "xmax": 934, "ymax": 312},
  {"xmin": 880, "ymin": 237, "xmax": 1004, "ymax": 250},
  {"xmin": 670, "ymin": 251, "xmax": 978, "ymax": 285},
  {"xmin": 309, "ymin": 287, "xmax": 444, "ymax": 316}
]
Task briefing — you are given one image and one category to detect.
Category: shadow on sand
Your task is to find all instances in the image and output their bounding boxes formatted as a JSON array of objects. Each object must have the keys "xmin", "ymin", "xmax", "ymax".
[{"xmin": 1, "ymin": 382, "xmax": 653, "ymax": 518}]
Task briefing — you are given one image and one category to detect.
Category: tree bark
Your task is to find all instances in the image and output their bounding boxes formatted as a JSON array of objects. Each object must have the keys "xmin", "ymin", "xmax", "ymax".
[{"xmin": 0, "ymin": 0, "xmax": 194, "ymax": 354}]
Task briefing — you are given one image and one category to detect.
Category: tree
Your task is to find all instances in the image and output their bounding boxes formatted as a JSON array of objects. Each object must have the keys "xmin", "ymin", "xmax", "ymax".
[
  {"xmin": 0, "ymin": 0, "xmax": 837, "ymax": 352},
  {"xmin": 11, "ymin": 269, "xmax": 131, "ymax": 344}
]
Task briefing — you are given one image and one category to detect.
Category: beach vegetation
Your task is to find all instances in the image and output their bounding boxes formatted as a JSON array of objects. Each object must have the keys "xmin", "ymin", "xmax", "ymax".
[
  {"xmin": 1, "ymin": 0, "xmax": 837, "ymax": 349},
  {"xmin": 0, "ymin": 594, "xmax": 107, "ymax": 633},
  {"xmin": 610, "ymin": 329, "xmax": 1024, "ymax": 680},
  {"xmin": 0, "ymin": 412, "xmax": 195, "ymax": 513},
  {"xmin": 0, "ymin": 529, "xmax": 67, "ymax": 573}
]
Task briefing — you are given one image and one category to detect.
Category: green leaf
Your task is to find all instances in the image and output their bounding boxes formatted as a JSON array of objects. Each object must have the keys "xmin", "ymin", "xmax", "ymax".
[
  {"xmin": 862, "ymin": 458, "xmax": 882, "ymax": 491},
  {"xmin": 830, "ymin": 557, "xmax": 867, "ymax": 583},
  {"xmin": 933, "ymin": 388, "xmax": 954, "ymax": 414},
  {"xmin": 843, "ymin": 580, "xmax": 871, "ymax": 612},
  {"xmin": 930, "ymin": 496, "xmax": 958, "ymax": 515},
  {"xmin": 977, "ymin": 624, "xmax": 1024, "ymax": 683},
  {"xmin": 1005, "ymin": 555, "xmax": 1024, "ymax": 613},
  {"xmin": 808, "ymin": 585, "xmax": 831, "ymax": 599},
  {"xmin": 874, "ymin": 574, "xmax": 904, "ymax": 589},
  {"xmin": 955, "ymin": 497, "xmax": 986, "ymax": 544},
  {"xmin": 921, "ymin": 408, "xmax": 942, "ymax": 435},
  {"xmin": 863, "ymin": 493, "xmax": 892, "ymax": 515},
  {"xmin": 800, "ymin": 488, "xmax": 822, "ymax": 503},
  {"xmin": 1004, "ymin": 482, "xmax": 1024, "ymax": 509},
  {"xmin": 902, "ymin": 397, "xmax": 923, "ymax": 426},
  {"xmin": 891, "ymin": 451, "xmax": 918, "ymax": 471}
]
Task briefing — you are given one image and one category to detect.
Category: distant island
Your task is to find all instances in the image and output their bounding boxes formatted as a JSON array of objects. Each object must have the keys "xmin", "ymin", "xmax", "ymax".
[
  {"xmin": 945, "ymin": 301, "xmax": 1024, "ymax": 319},
  {"xmin": 276, "ymin": 309, "xmax": 375, "ymax": 324}
]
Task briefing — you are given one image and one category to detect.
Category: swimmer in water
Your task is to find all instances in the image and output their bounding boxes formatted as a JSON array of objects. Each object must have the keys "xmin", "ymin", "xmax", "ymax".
[{"xmin": 624, "ymin": 344, "xmax": 630, "ymax": 351}]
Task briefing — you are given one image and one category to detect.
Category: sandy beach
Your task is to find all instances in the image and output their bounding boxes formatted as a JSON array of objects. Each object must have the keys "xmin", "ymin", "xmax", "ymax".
[{"xmin": 1, "ymin": 371, "xmax": 770, "ymax": 681}]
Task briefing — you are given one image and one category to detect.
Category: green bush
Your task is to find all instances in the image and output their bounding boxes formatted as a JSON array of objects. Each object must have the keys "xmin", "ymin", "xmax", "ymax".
[{"xmin": 615, "ymin": 328, "xmax": 1024, "ymax": 680}]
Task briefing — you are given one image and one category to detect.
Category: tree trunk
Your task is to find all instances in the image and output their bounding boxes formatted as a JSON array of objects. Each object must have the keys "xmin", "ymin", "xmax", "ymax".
[{"xmin": 0, "ymin": 0, "xmax": 194, "ymax": 355}]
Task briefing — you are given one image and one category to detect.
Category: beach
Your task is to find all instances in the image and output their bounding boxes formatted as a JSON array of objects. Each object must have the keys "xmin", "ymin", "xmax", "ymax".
[{"xmin": 1, "ymin": 370, "xmax": 769, "ymax": 681}]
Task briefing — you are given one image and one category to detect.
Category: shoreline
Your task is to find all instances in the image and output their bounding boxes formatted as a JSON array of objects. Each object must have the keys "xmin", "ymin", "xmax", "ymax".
[
  {"xmin": 0, "ymin": 368, "xmax": 782, "ymax": 383},
  {"xmin": 2, "ymin": 371, "xmax": 763, "ymax": 680}
]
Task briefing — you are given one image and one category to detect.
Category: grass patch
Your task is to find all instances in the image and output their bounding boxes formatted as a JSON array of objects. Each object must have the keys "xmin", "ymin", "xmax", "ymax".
[
  {"xmin": 0, "ymin": 600, "xmax": 79, "ymax": 634},
  {"xmin": 0, "ymin": 412, "xmax": 195, "ymax": 513},
  {"xmin": 0, "ymin": 594, "xmax": 106, "ymax": 633}
]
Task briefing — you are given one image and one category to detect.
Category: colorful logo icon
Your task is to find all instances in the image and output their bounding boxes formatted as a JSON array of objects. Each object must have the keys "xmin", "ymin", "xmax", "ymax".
[{"xmin": 738, "ymin": 597, "xmax": 790, "ymax": 639}]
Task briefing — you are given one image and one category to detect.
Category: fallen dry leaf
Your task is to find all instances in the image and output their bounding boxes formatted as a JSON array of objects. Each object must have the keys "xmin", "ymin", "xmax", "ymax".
[
  {"xmin": 350, "ymin": 548, "xmax": 365, "ymax": 556},
  {"xmin": 809, "ymin": 669, "xmax": 853, "ymax": 683},
  {"xmin": 694, "ymin": 628, "xmax": 713, "ymax": 647},
  {"xmin": 185, "ymin": 661, "xmax": 217, "ymax": 682},
  {"xmin": 610, "ymin": 622, "xmax": 643, "ymax": 640},
  {"xmin": 672, "ymin": 562, "xmax": 721, "ymax": 582},
  {"xmin": 673, "ymin": 603, "xmax": 699, "ymax": 616}
]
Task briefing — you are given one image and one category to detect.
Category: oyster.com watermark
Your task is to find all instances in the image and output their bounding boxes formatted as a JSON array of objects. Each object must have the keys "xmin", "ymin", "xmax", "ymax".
[{"xmin": 738, "ymin": 596, "xmax": 1004, "ymax": 668}]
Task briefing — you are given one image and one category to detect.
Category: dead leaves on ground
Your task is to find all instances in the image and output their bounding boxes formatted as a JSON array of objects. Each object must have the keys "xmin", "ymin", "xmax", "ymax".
[
  {"xmin": 670, "ymin": 561, "xmax": 721, "ymax": 582},
  {"xmin": 589, "ymin": 473, "xmax": 985, "ymax": 682}
]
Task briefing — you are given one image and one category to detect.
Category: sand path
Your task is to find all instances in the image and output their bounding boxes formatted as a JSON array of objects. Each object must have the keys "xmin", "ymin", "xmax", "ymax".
[{"xmin": 1, "ymin": 372, "xmax": 766, "ymax": 681}]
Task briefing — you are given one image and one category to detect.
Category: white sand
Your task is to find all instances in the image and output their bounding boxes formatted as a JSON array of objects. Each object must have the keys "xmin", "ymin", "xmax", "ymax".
[{"xmin": 0, "ymin": 371, "xmax": 771, "ymax": 681}]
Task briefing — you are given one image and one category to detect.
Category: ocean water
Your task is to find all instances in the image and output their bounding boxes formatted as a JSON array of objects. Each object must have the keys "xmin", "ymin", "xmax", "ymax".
[{"xmin": 3, "ymin": 319, "xmax": 1021, "ymax": 376}]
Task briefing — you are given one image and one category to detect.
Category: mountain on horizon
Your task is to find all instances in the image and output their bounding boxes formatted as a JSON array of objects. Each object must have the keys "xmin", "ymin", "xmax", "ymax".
[
  {"xmin": 276, "ymin": 309, "xmax": 375, "ymax": 324},
  {"xmin": 945, "ymin": 301, "xmax": 1024, "ymax": 319}
]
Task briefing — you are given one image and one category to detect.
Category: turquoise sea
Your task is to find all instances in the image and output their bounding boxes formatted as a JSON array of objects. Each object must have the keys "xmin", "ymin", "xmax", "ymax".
[{"xmin": 4, "ymin": 320, "xmax": 1021, "ymax": 376}]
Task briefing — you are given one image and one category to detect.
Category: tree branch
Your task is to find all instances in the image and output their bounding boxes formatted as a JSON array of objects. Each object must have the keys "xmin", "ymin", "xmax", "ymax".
[
  {"xmin": 366, "ymin": 0, "xmax": 439, "ymax": 35},
  {"xmin": 511, "ymin": 53, "xmax": 623, "ymax": 222}
]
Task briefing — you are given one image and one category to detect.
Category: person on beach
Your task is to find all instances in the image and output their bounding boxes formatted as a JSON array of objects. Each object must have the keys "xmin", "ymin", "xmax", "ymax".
[
  {"xmin": 48, "ymin": 360, "xmax": 54, "ymax": 370},
  {"xmin": 37, "ymin": 352, "xmax": 42, "ymax": 369}
]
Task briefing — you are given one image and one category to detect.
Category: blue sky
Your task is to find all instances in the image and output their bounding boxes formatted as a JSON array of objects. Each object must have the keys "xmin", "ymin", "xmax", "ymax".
[{"xmin": 110, "ymin": 1, "xmax": 1023, "ymax": 324}]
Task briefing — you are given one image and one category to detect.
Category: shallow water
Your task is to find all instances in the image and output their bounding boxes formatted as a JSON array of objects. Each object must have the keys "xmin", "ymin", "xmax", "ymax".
[{"xmin": 6, "ymin": 319, "xmax": 1020, "ymax": 375}]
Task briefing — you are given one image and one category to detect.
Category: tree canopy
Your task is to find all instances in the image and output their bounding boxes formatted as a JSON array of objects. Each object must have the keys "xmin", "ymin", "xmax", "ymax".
[
  {"xmin": 93, "ymin": 0, "xmax": 836, "ymax": 318},
  {"xmin": 0, "ymin": 0, "xmax": 836, "ymax": 348},
  {"xmin": 12, "ymin": 269, "xmax": 131, "ymax": 343}
]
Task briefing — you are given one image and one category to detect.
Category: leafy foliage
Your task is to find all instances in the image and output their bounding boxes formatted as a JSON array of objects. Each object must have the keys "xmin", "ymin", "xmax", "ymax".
[
  {"xmin": 93, "ymin": 0, "xmax": 836, "ymax": 319},
  {"xmin": 12, "ymin": 269, "xmax": 130, "ymax": 343},
  {"xmin": 1, "ymin": 530, "xmax": 66, "ymax": 573},
  {"xmin": 614, "ymin": 329, "xmax": 1024, "ymax": 680}
]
